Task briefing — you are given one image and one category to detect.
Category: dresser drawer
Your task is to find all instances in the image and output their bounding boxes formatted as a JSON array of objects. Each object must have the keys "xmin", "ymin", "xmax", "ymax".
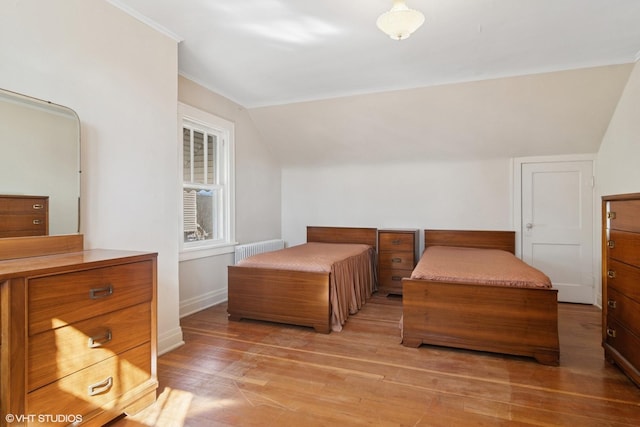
[
  {"xmin": 27, "ymin": 344, "xmax": 151, "ymax": 425},
  {"xmin": 29, "ymin": 303, "xmax": 151, "ymax": 391},
  {"xmin": 605, "ymin": 317, "xmax": 640, "ymax": 373},
  {"xmin": 379, "ymin": 233, "xmax": 415, "ymax": 252},
  {"xmin": 379, "ymin": 252, "xmax": 414, "ymax": 270},
  {"xmin": 607, "ymin": 288, "xmax": 640, "ymax": 337},
  {"xmin": 609, "ymin": 200, "xmax": 640, "ymax": 233},
  {"xmin": 0, "ymin": 196, "xmax": 47, "ymax": 213},
  {"xmin": 0, "ymin": 214, "xmax": 46, "ymax": 234},
  {"xmin": 28, "ymin": 260, "xmax": 153, "ymax": 335},
  {"xmin": 606, "ymin": 259, "xmax": 640, "ymax": 303},
  {"xmin": 607, "ymin": 230, "xmax": 640, "ymax": 268}
]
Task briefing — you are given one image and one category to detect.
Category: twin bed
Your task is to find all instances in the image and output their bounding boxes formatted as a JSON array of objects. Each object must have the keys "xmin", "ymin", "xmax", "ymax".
[
  {"xmin": 227, "ymin": 227, "xmax": 559, "ymax": 365},
  {"xmin": 228, "ymin": 226, "xmax": 377, "ymax": 333},
  {"xmin": 402, "ymin": 230, "xmax": 559, "ymax": 366}
]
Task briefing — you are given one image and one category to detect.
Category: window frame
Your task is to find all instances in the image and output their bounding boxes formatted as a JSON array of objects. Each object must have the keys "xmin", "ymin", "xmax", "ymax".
[{"xmin": 178, "ymin": 103, "xmax": 236, "ymax": 261}]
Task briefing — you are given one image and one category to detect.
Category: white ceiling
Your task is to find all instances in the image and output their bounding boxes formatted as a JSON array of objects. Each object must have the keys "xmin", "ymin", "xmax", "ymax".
[
  {"xmin": 108, "ymin": 0, "xmax": 640, "ymax": 108},
  {"xmin": 108, "ymin": 0, "xmax": 640, "ymax": 166}
]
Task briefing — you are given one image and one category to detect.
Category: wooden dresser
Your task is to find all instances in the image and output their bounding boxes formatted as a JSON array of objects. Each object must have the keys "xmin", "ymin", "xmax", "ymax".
[
  {"xmin": 377, "ymin": 229, "xmax": 419, "ymax": 295},
  {"xmin": 0, "ymin": 235, "xmax": 158, "ymax": 426},
  {"xmin": 0, "ymin": 195, "xmax": 48, "ymax": 238},
  {"xmin": 602, "ymin": 193, "xmax": 640, "ymax": 387}
]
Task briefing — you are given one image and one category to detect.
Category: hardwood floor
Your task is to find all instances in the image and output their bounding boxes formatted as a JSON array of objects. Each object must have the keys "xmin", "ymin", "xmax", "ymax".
[{"xmin": 113, "ymin": 294, "xmax": 640, "ymax": 426}]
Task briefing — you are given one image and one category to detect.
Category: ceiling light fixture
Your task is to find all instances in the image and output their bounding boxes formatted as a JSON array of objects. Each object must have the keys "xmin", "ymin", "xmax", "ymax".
[{"xmin": 376, "ymin": 0, "xmax": 425, "ymax": 40}]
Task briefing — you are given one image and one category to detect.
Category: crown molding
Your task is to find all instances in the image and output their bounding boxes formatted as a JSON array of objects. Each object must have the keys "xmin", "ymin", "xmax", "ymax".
[{"xmin": 106, "ymin": 0, "xmax": 183, "ymax": 42}]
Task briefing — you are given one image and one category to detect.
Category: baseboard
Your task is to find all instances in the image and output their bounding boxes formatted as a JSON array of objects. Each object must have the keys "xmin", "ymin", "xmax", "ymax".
[
  {"xmin": 180, "ymin": 288, "xmax": 228, "ymax": 318},
  {"xmin": 158, "ymin": 326, "xmax": 185, "ymax": 356}
]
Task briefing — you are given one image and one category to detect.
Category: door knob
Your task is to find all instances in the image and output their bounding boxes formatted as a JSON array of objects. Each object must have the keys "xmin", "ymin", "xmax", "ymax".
[{"xmin": 525, "ymin": 223, "xmax": 533, "ymax": 230}]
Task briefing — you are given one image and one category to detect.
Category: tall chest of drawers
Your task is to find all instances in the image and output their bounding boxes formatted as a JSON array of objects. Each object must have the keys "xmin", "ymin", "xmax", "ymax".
[
  {"xmin": 0, "ymin": 235, "xmax": 158, "ymax": 426},
  {"xmin": 602, "ymin": 193, "xmax": 640, "ymax": 387},
  {"xmin": 0, "ymin": 195, "xmax": 48, "ymax": 238},
  {"xmin": 377, "ymin": 229, "xmax": 419, "ymax": 295}
]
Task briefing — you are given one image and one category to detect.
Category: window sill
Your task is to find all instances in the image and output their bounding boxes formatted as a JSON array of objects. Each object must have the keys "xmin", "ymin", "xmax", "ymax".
[{"xmin": 179, "ymin": 242, "xmax": 238, "ymax": 262}]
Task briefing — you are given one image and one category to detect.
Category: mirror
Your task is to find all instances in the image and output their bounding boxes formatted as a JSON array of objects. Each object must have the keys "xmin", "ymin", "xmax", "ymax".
[{"xmin": 0, "ymin": 88, "xmax": 80, "ymax": 237}]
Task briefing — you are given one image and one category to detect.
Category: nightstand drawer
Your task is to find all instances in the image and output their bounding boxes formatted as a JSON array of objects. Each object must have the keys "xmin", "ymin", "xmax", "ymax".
[
  {"xmin": 379, "ymin": 269, "xmax": 412, "ymax": 288},
  {"xmin": 27, "ymin": 344, "xmax": 151, "ymax": 425},
  {"xmin": 379, "ymin": 252, "xmax": 414, "ymax": 270},
  {"xmin": 379, "ymin": 233, "xmax": 415, "ymax": 252},
  {"xmin": 29, "ymin": 303, "xmax": 151, "ymax": 391},
  {"xmin": 28, "ymin": 260, "xmax": 153, "ymax": 335}
]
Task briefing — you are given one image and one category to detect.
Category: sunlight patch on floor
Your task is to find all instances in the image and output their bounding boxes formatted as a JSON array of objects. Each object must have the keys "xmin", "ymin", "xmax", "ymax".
[
  {"xmin": 127, "ymin": 387, "xmax": 192, "ymax": 426},
  {"xmin": 126, "ymin": 387, "xmax": 246, "ymax": 426}
]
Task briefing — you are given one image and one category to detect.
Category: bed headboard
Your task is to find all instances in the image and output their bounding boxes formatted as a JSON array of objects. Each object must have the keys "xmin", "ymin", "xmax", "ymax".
[
  {"xmin": 424, "ymin": 229, "xmax": 515, "ymax": 254},
  {"xmin": 307, "ymin": 226, "xmax": 377, "ymax": 249}
]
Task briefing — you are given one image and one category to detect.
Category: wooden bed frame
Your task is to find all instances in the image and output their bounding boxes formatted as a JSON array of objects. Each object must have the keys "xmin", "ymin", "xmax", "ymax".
[
  {"xmin": 401, "ymin": 230, "xmax": 560, "ymax": 365},
  {"xmin": 227, "ymin": 226, "xmax": 377, "ymax": 333}
]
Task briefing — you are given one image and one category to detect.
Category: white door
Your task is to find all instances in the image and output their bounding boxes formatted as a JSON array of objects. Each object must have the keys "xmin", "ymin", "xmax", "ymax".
[{"xmin": 521, "ymin": 160, "xmax": 594, "ymax": 304}]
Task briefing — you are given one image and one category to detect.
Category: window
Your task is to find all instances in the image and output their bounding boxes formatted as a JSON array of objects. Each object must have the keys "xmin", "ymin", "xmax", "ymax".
[{"xmin": 179, "ymin": 103, "xmax": 235, "ymax": 259}]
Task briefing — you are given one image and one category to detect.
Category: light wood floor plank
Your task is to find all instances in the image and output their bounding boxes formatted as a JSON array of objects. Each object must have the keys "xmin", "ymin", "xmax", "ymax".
[{"xmin": 110, "ymin": 294, "xmax": 640, "ymax": 426}]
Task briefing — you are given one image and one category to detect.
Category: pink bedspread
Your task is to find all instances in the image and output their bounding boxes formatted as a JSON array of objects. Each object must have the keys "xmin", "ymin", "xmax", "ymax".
[
  {"xmin": 238, "ymin": 242, "xmax": 376, "ymax": 331},
  {"xmin": 410, "ymin": 246, "xmax": 551, "ymax": 289}
]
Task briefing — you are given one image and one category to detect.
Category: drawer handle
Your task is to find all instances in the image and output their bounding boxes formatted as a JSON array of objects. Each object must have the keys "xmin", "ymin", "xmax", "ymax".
[
  {"xmin": 391, "ymin": 258, "xmax": 402, "ymax": 263},
  {"xmin": 607, "ymin": 299, "xmax": 617, "ymax": 309},
  {"xmin": 392, "ymin": 276, "xmax": 402, "ymax": 281},
  {"xmin": 607, "ymin": 211, "xmax": 616, "ymax": 219},
  {"xmin": 391, "ymin": 239, "xmax": 402, "ymax": 245},
  {"xmin": 607, "ymin": 270, "xmax": 616, "ymax": 279},
  {"xmin": 32, "ymin": 219, "xmax": 43, "ymax": 225},
  {"xmin": 32, "ymin": 203, "xmax": 44, "ymax": 210},
  {"xmin": 89, "ymin": 284, "xmax": 113, "ymax": 299},
  {"xmin": 88, "ymin": 376, "xmax": 113, "ymax": 396},
  {"xmin": 607, "ymin": 240, "xmax": 615, "ymax": 249},
  {"xmin": 606, "ymin": 328, "xmax": 617, "ymax": 338},
  {"xmin": 88, "ymin": 329, "xmax": 112, "ymax": 348}
]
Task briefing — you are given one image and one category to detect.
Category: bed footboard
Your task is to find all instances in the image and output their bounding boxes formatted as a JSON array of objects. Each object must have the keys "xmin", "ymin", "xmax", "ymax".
[
  {"xmin": 228, "ymin": 266, "xmax": 332, "ymax": 333},
  {"xmin": 402, "ymin": 279, "xmax": 559, "ymax": 365}
]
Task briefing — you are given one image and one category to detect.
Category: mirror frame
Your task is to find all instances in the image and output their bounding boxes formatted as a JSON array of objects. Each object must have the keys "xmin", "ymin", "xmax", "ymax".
[{"xmin": 0, "ymin": 88, "xmax": 81, "ymax": 238}]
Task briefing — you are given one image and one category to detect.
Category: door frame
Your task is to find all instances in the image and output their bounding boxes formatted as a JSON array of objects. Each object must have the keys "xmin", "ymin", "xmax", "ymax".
[{"xmin": 512, "ymin": 154, "xmax": 598, "ymax": 305}]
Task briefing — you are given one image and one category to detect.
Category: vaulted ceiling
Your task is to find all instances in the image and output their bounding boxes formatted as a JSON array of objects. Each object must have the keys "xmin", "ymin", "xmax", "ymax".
[
  {"xmin": 109, "ymin": 0, "xmax": 640, "ymax": 165},
  {"xmin": 248, "ymin": 64, "xmax": 633, "ymax": 166}
]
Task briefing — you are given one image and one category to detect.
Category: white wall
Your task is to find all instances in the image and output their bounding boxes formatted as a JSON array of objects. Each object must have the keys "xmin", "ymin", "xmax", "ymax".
[
  {"xmin": 596, "ymin": 61, "xmax": 640, "ymax": 196},
  {"xmin": 282, "ymin": 158, "xmax": 513, "ymax": 249},
  {"xmin": 178, "ymin": 76, "xmax": 282, "ymax": 244},
  {"xmin": 178, "ymin": 76, "xmax": 282, "ymax": 316},
  {"xmin": 0, "ymin": 0, "xmax": 183, "ymax": 353},
  {"xmin": 595, "ymin": 60, "xmax": 640, "ymax": 306}
]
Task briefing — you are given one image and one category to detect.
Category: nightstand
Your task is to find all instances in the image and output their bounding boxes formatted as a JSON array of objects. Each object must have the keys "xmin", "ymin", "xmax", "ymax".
[{"xmin": 377, "ymin": 229, "xmax": 419, "ymax": 295}]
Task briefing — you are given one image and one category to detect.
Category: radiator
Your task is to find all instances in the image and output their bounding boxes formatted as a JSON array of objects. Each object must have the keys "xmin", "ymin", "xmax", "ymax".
[{"xmin": 234, "ymin": 239, "xmax": 285, "ymax": 264}]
